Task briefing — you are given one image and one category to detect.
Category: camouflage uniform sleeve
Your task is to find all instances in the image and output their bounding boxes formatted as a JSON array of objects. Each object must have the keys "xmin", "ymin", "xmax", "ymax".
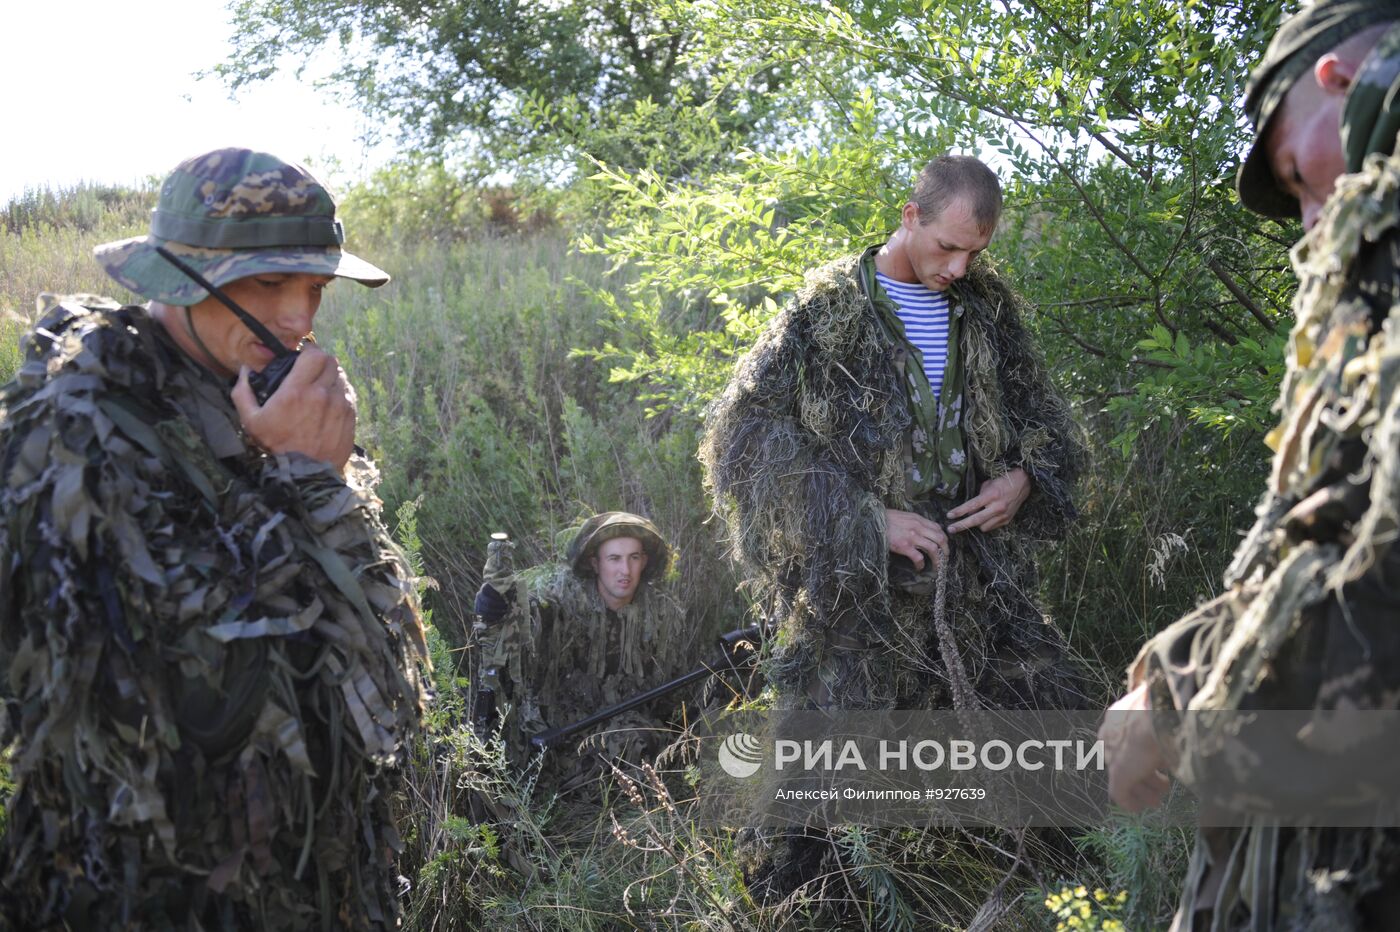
[
  {"xmin": 699, "ymin": 298, "xmax": 891, "ymax": 625},
  {"xmin": 1131, "ymin": 549, "xmax": 1400, "ymax": 815},
  {"xmin": 0, "ymin": 307, "xmax": 428, "ymax": 926},
  {"xmin": 1130, "ymin": 295, "xmax": 1400, "ymax": 814},
  {"xmin": 973, "ymin": 267, "xmax": 1086, "ymax": 540}
]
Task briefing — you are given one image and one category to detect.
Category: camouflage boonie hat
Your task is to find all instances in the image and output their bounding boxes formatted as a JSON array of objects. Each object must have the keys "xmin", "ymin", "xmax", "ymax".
[
  {"xmin": 95, "ymin": 148, "xmax": 388, "ymax": 306},
  {"xmin": 1237, "ymin": 0, "xmax": 1400, "ymax": 218},
  {"xmin": 567, "ymin": 512, "xmax": 671, "ymax": 582}
]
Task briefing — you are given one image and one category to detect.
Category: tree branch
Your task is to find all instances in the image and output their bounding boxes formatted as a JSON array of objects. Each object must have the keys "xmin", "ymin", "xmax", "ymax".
[
  {"xmin": 1205, "ymin": 257, "xmax": 1277, "ymax": 333},
  {"xmin": 1199, "ymin": 316, "xmax": 1239, "ymax": 346},
  {"xmin": 1012, "ymin": 117, "xmax": 1158, "ymax": 283},
  {"xmin": 1038, "ymin": 294, "xmax": 1148, "ymax": 309},
  {"xmin": 1045, "ymin": 318, "xmax": 1111, "ymax": 358}
]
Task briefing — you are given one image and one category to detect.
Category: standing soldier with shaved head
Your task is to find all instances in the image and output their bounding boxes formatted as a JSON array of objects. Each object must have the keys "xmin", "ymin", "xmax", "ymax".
[
  {"xmin": 1103, "ymin": 3, "xmax": 1400, "ymax": 928},
  {"xmin": 0, "ymin": 149, "xmax": 429, "ymax": 929},
  {"xmin": 701, "ymin": 156, "xmax": 1089, "ymax": 715}
]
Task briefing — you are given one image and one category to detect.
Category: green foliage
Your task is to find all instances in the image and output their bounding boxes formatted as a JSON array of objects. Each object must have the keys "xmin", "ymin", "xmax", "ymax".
[
  {"xmin": 0, "ymin": 314, "xmax": 24, "ymax": 384},
  {"xmin": 576, "ymin": 88, "xmax": 909, "ymax": 414},
  {"xmin": 1107, "ymin": 325, "xmax": 1286, "ymax": 454},
  {"xmin": 1076, "ymin": 815, "xmax": 1195, "ymax": 930},
  {"xmin": 215, "ymin": 0, "xmax": 800, "ymax": 175},
  {"xmin": 1044, "ymin": 420, "xmax": 1266, "ymax": 682},
  {"xmin": 584, "ymin": 0, "xmax": 1297, "ymax": 438},
  {"xmin": 0, "ymin": 183, "xmax": 153, "ymax": 330},
  {"xmin": 2, "ymin": 182, "xmax": 153, "ymax": 236},
  {"xmin": 339, "ymin": 156, "xmax": 560, "ymax": 244}
]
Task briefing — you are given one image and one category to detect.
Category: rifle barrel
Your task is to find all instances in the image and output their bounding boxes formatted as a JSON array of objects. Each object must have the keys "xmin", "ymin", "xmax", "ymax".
[{"xmin": 529, "ymin": 624, "xmax": 761, "ymax": 751}]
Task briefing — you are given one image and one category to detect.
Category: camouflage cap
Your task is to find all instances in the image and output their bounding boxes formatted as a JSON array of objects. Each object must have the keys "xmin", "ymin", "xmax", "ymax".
[
  {"xmin": 1237, "ymin": 1, "xmax": 1400, "ymax": 218},
  {"xmin": 94, "ymin": 148, "xmax": 388, "ymax": 306},
  {"xmin": 566, "ymin": 512, "xmax": 671, "ymax": 582}
]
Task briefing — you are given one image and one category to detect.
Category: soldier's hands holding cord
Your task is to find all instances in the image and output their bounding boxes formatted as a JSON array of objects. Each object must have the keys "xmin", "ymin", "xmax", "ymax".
[
  {"xmin": 947, "ymin": 467, "xmax": 1031, "ymax": 533},
  {"xmin": 885, "ymin": 508, "xmax": 949, "ymax": 570},
  {"xmin": 232, "ymin": 346, "xmax": 357, "ymax": 472}
]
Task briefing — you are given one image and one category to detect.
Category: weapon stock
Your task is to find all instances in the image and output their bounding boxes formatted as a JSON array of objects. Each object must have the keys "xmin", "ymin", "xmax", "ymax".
[
  {"xmin": 472, "ymin": 533, "xmax": 513, "ymax": 740},
  {"xmin": 530, "ymin": 624, "xmax": 763, "ymax": 751}
]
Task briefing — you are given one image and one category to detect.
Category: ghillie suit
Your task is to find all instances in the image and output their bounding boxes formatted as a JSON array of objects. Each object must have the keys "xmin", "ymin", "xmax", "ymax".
[
  {"xmin": 1132, "ymin": 22, "xmax": 1400, "ymax": 931},
  {"xmin": 700, "ymin": 248, "xmax": 1088, "ymax": 713},
  {"xmin": 0, "ymin": 299, "xmax": 430, "ymax": 930},
  {"xmin": 476, "ymin": 513, "xmax": 695, "ymax": 790}
]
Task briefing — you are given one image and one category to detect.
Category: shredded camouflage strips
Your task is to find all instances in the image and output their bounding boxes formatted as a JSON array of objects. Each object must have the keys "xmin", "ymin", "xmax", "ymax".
[
  {"xmin": 0, "ymin": 299, "xmax": 429, "ymax": 930},
  {"xmin": 479, "ymin": 556, "xmax": 692, "ymax": 786},
  {"xmin": 700, "ymin": 248, "xmax": 1088, "ymax": 712},
  {"xmin": 1132, "ymin": 29, "xmax": 1400, "ymax": 926}
]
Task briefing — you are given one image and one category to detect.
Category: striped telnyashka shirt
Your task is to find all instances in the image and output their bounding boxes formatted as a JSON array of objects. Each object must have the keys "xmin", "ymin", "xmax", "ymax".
[{"xmin": 875, "ymin": 270, "xmax": 950, "ymax": 401}]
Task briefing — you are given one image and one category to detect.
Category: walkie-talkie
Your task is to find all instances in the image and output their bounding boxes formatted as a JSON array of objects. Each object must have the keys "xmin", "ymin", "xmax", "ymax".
[{"xmin": 154, "ymin": 245, "xmax": 299, "ymax": 404}]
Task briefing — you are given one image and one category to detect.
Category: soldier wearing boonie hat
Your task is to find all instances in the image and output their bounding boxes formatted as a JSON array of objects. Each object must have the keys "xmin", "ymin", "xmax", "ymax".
[
  {"xmin": 0, "ymin": 148, "xmax": 429, "ymax": 928},
  {"xmin": 95, "ymin": 147, "xmax": 389, "ymax": 305},
  {"xmin": 565, "ymin": 511, "xmax": 672, "ymax": 583},
  {"xmin": 1103, "ymin": 4, "xmax": 1400, "ymax": 930}
]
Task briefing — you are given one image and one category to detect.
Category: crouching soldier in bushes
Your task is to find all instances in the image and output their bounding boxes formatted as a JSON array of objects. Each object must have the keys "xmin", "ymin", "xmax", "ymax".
[
  {"xmin": 0, "ymin": 148, "xmax": 430, "ymax": 929},
  {"xmin": 473, "ymin": 512, "xmax": 697, "ymax": 792}
]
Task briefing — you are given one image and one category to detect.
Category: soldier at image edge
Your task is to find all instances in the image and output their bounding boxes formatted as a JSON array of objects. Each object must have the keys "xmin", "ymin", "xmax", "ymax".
[
  {"xmin": 1102, "ymin": 3, "xmax": 1400, "ymax": 929},
  {"xmin": 0, "ymin": 148, "xmax": 430, "ymax": 930},
  {"xmin": 472, "ymin": 511, "xmax": 696, "ymax": 790}
]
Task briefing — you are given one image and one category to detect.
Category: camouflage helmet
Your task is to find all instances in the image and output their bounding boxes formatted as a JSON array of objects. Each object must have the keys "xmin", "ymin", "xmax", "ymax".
[
  {"xmin": 94, "ymin": 148, "xmax": 388, "ymax": 306},
  {"xmin": 566, "ymin": 512, "xmax": 671, "ymax": 582}
]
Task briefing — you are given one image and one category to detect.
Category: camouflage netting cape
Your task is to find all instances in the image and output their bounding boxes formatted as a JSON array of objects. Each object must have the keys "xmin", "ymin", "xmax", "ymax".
[
  {"xmin": 0, "ymin": 299, "xmax": 430, "ymax": 930},
  {"xmin": 700, "ymin": 250, "xmax": 1088, "ymax": 711},
  {"xmin": 481, "ymin": 533, "xmax": 693, "ymax": 774},
  {"xmin": 1132, "ymin": 24, "xmax": 1400, "ymax": 930}
]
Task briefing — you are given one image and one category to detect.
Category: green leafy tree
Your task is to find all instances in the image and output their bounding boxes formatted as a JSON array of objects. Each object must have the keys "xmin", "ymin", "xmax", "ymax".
[
  {"xmin": 571, "ymin": 0, "xmax": 1298, "ymax": 678},
  {"xmin": 586, "ymin": 0, "xmax": 1298, "ymax": 434},
  {"xmin": 215, "ymin": 0, "xmax": 797, "ymax": 174}
]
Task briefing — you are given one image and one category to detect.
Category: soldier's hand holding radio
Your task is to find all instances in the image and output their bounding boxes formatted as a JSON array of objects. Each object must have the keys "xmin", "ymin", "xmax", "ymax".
[{"xmin": 232, "ymin": 347, "xmax": 357, "ymax": 471}]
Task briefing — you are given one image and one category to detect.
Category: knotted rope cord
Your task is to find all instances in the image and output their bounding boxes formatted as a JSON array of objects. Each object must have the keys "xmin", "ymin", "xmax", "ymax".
[{"xmin": 933, "ymin": 548, "xmax": 981, "ymax": 713}]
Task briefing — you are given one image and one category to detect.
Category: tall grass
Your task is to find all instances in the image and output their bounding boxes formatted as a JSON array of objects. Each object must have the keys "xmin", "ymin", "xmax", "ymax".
[
  {"xmin": 317, "ymin": 228, "xmax": 747, "ymax": 666},
  {"xmin": 0, "ymin": 183, "xmax": 1218, "ymax": 929}
]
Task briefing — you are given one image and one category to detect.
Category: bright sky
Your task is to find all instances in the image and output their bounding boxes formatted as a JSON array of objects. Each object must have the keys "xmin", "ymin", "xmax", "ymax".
[{"xmin": 0, "ymin": 0, "xmax": 395, "ymax": 203}]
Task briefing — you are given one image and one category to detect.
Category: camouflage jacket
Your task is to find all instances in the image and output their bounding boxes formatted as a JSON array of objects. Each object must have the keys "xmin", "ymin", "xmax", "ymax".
[
  {"xmin": 1132, "ymin": 149, "xmax": 1400, "ymax": 930},
  {"xmin": 481, "ymin": 563, "xmax": 691, "ymax": 746},
  {"xmin": 700, "ymin": 252, "xmax": 1087, "ymax": 710},
  {"xmin": 0, "ymin": 301, "xmax": 429, "ymax": 931}
]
